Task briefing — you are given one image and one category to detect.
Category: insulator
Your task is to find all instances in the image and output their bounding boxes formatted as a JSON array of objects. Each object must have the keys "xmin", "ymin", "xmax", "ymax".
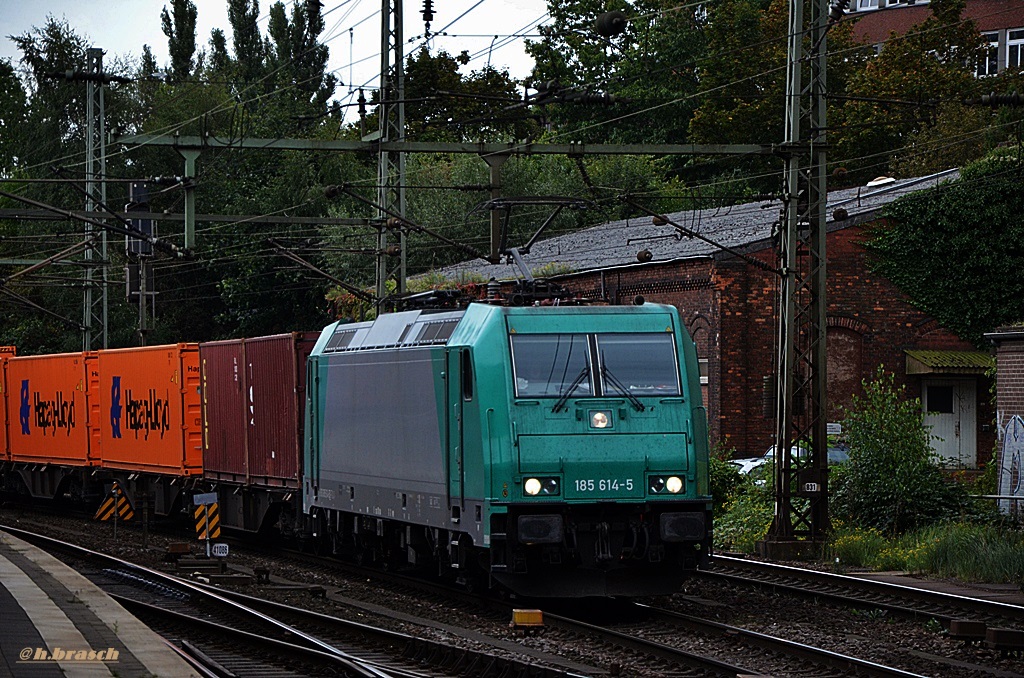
[
  {"xmin": 487, "ymin": 278, "xmax": 500, "ymax": 298},
  {"xmin": 637, "ymin": 249, "xmax": 653, "ymax": 263},
  {"xmin": 386, "ymin": 217, "xmax": 403, "ymax": 229},
  {"xmin": 384, "ymin": 245, "xmax": 402, "ymax": 256},
  {"xmin": 828, "ymin": 0, "xmax": 850, "ymax": 23},
  {"xmin": 651, "ymin": 215, "xmax": 668, "ymax": 226},
  {"xmin": 324, "ymin": 184, "xmax": 340, "ymax": 199},
  {"xmin": 576, "ymin": 91, "xmax": 614, "ymax": 105},
  {"xmin": 358, "ymin": 89, "xmax": 367, "ymax": 118},
  {"xmin": 421, "ymin": 0, "xmax": 434, "ymax": 23},
  {"xmin": 980, "ymin": 91, "xmax": 1021, "ymax": 107},
  {"xmin": 595, "ymin": 11, "xmax": 627, "ymax": 38},
  {"xmin": 832, "ymin": 207, "xmax": 849, "ymax": 221}
]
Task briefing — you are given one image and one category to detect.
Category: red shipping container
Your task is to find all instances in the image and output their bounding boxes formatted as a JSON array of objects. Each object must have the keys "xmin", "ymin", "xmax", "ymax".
[
  {"xmin": 6, "ymin": 352, "xmax": 96, "ymax": 466},
  {"xmin": 96, "ymin": 344, "xmax": 202, "ymax": 475},
  {"xmin": 200, "ymin": 333, "xmax": 315, "ymax": 487},
  {"xmin": 199, "ymin": 340, "xmax": 247, "ymax": 482},
  {"xmin": 0, "ymin": 346, "xmax": 18, "ymax": 462}
]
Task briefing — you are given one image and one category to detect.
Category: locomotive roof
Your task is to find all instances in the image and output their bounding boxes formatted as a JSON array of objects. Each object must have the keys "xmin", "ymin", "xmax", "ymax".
[
  {"xmin": 433, "ymin": 170, "xmax": 958, "ymax": 282},
  {"xmin": 319, "ymin": 308, "xmax": 466, "ymax": 353},
  {"xmin": 315, "ymin": 302, "xmax": 684, "ymax": 354}
]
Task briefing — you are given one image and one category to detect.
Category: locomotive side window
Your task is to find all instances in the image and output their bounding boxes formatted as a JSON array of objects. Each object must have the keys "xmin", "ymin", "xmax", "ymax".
[
  {"xmin": 510, "ymin": 334, "xmax": 592, "ymax": 397},
  {"xmin": 461, "ymin": 349, "xmax": 474, "ymax": 401},
  {"xmin": 596, "ymin": 333, "xmax": 680, "ymax": 396}
]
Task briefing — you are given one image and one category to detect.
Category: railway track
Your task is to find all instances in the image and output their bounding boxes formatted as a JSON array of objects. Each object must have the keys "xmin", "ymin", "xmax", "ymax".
[
  {"xmin": 2, "ymin": 525, "xmax": 575, "ymax": 678},
  {"xmin": 243, "ymin": 543, "xmax": 930, "ymax": 676},
  {"xmin": 8, "ymin": 512, "xmax": 1022, "ymax": 676},
  {"xmin": 705, "ymin": 555, "xmax": 1024, "ymax": 629}
]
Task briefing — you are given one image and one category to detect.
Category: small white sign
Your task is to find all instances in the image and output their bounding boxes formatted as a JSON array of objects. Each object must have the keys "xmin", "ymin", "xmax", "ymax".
[
  {"xmin": 211, "ymin": 543, "xmax": 229, "ymax": 558},
  {"xmin": 193, "ymin": 492, "xmax": 218, "ymax": 506},
  {"xmin": 803, "ymin": 482, "xmax": 820, "ymax": 493},
  {"xmin": 827, "ymin": 422, "xmax": 842, "ymax": 435}
]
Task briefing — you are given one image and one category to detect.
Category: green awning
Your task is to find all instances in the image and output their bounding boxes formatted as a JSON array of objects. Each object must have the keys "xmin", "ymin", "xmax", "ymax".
[{"xmin": 905, "ymin": 350, "xmax": 993, "ymax": 375}]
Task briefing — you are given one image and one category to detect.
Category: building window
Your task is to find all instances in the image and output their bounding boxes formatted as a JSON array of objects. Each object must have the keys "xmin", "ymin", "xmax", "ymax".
[
  {"xmin": 977, "ymin": 32, "xmax": 999, "ymax": 77},
  {"xmin": 1008, "ymin": 29, "xmax": 1024, "ymax": 70},
  {"xmin": 699, "ymin": 358, "xmax": 709, "ymax": 385},
  {"xmin": 856, "ymin": 0, "xmax": 879, "ymax": 9},
  {"xmin": 925, "ymin": 385, "xmax": 955, "ymax": 414}
]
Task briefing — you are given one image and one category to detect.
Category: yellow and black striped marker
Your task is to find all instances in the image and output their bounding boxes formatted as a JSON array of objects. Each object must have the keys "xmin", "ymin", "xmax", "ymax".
[
  {"xmin": 194, "ymin": 503, "xmax": 221, "ymax": 540},
  {"xmin": 94, "ymin": 482, "xmax": 134, "ymax": 522}
]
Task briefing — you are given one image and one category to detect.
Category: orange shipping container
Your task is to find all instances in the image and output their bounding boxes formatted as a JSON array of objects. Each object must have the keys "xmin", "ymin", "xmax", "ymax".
[
  {"xmin": 0, "ymin": 346, "xmax": 18, "ymax": 462},
  {"xmin": 96, "ymin": 344, "xmax": 202, "ymax": 475},
  {"xmin": 6, "ymin": 352, "xmax": 96, "ymax": 466}
]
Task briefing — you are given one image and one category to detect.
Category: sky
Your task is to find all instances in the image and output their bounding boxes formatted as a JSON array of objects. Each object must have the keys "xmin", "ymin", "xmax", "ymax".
[{"xmin": 0, "ymin": 0, "xmax": 550, "ymax": 118}]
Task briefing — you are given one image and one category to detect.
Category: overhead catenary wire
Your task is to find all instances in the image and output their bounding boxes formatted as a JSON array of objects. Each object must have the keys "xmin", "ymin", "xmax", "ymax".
[{"xmin": 6, "ymin": 1, "xmax": 1015, "ymax": 278}]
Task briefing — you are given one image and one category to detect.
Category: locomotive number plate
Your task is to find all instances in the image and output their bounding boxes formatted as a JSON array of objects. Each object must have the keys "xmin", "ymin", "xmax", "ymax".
[{"xmin": 574, "ymin": 478, "xmax": 634, "ymax": 492}]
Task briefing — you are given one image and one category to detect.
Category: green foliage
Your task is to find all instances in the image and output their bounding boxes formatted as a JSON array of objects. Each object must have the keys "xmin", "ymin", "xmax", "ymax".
[
  {"xmin": 708, "ymin": 456, "xmax": 743, "ymax": 514},
  {"xmin": 868, "ymin": 150, "xmax": 1024, "ymax": 345},
  {"xmin": 833, "ymin": 367, "xmax": 969, "ymax": 535},
  {"xmin": 526, "ymin": 0, "xmax": 705, "ymax": 150},
  {"xmin": 915, "ymin": 523, "xmax": 1024, "ymax": 583},
  {"xmin": 161, "ymin": 0, "xmax": 198, "ymax": 82},
  {"xmin": 403, "ymin": 50, "xmax": 533, "ymax": 143},
  {"xmin": 0, "ymin": 60, "xmax": 28, "ymax": 175},
  {"xmin": 827, "ymin": 523, "xmax": 1024, "ymax": 584},
  {"xmin": 827, "ymin": 525, "xmax": 890, "ymax": 569},
  {"xmin": 713, "ymin": 476, "xmax": 774, "ymax": 552}
]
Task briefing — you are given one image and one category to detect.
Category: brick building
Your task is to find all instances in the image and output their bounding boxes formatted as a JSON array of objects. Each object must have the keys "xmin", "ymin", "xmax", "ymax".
[
  {"xmin": 850, "ymin": 0, "xmax": 1024, "ymax": 76},
  {"xmin": 442, "ymin": 171, "xmax": 996, "ymax": 466},
  {"xmin": 985, "ymin": 327, "xmax": 1024, "ymax": 511}
]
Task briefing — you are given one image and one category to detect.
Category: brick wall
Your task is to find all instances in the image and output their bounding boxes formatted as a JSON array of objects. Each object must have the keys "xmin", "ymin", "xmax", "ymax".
[
  {"xmin": 994, "ymin": 333, "xmax": 1024, "ymax": 433},
  {"xmin": 554, "ymin": 221, "xmax": 995, "ymax": 463}
]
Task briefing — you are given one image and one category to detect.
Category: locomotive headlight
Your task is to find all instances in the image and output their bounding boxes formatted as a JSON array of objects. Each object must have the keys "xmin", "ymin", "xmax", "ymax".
[
  {"xmin": 590, "ymin": 410, "xmax": 612, "ymax": 429},
  {"xmin": 523, "ymin": 477, "xmax": 560, "ymax": 496},
  {"xmin": 649, "ymin": 475, "xmax": 684, "ymax": 494}
]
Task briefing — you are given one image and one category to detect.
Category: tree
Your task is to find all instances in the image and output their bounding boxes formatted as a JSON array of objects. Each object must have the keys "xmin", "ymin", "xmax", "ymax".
[
  {"xmin": 526, "ymin": 0, "xmax": 706, "ymax": 149},
  {"xmin": 267, "ymin": 0, "xmax": 336, "ymax": 110},
  {"xmin": 402, "ymin": 49, "xmax": 533, "ymax": 142},
  {"xmin": 833, "ymin": 368, "xmax": 967, "ymax": 534},
  {"xmin": 161, "ymin": 0, "xmax": 198, "ymax": 82},
  {"xmin": 228, "ymin": 0, "xmax": 269, "ymax": 91},
  {"xmin": 866, "ymin": 148, "xmax": 1024, "ymax": 345},
  {"xmin": 830, "ymin": 0, "xmax": 984, "ymax": 182},
  {"xmin": 0, "ymin": 60, "xmax": 28, "ymax": 176}
]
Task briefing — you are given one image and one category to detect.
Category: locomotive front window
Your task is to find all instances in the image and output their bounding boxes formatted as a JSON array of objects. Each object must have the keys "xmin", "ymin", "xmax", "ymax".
[
  {"xmin": 510, "ymin": 334, "xmax": 592, "ymax": 397},
  {"xmin": 596, "ymin": 333, "xmax": 680, "ymax": 396}
]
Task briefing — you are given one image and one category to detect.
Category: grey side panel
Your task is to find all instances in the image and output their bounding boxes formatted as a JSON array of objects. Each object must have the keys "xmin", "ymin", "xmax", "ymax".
[{"xmin": 314, "ymin": 348, "xmax": 450, "ymax": 528}]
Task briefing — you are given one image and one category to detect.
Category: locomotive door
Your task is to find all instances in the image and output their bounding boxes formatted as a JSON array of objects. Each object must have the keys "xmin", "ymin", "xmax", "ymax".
[{"xmin": 445, "ymin": 349, "xmax": 466, "ymax": 514}]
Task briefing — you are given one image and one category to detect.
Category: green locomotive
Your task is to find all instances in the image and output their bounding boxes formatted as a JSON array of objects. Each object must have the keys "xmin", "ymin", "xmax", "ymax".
[{"xmin": 304, "ymin": 301, "xmax": 712, "ymax": 597}]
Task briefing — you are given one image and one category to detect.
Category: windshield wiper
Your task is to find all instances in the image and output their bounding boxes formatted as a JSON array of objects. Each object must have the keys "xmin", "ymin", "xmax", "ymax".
[
  {"xmin": 552, "ymin": 365, "xmax": 590, "ymax": 413},
  {"xmin": 602, "ymin": 366, "xmax": 646, "ymax": 412}
]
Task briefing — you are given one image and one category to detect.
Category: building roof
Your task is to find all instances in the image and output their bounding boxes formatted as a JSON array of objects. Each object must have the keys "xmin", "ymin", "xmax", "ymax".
[
  {"xmin": 905, "ymin": 349, "xmax": 994, "ymax": 374},
  {"xmin": 437, "ymin": 170, "xmax": 958, "ymax": 282},
  {"xmin": 852, "ymin": 1, "xmax": 1024, "ymax": 45},
  {"xmin": 985, "ymin": 325, "xmax": 1024, "ymax": 343}
]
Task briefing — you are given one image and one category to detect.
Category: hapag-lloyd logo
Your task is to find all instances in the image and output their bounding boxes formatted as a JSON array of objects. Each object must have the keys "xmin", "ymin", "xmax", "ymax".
[
  {"xmin": 110, "ymin": 376, "xmax": 171, "ymax": 440},
  {"xmin": 19, "ymin": 379, "xmax": 76, "ymax": 437}
]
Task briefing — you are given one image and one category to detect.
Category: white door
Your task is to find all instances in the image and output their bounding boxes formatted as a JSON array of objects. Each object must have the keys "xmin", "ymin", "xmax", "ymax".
[{"xmin": 922, "ymin": 380, "xmax": 977, "ymax": 468}]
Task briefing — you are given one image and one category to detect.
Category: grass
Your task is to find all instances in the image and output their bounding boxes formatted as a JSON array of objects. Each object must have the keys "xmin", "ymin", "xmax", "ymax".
[{"xmin": 824, "ymin": 523, "xmax": 1024, "ymax": 584}]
